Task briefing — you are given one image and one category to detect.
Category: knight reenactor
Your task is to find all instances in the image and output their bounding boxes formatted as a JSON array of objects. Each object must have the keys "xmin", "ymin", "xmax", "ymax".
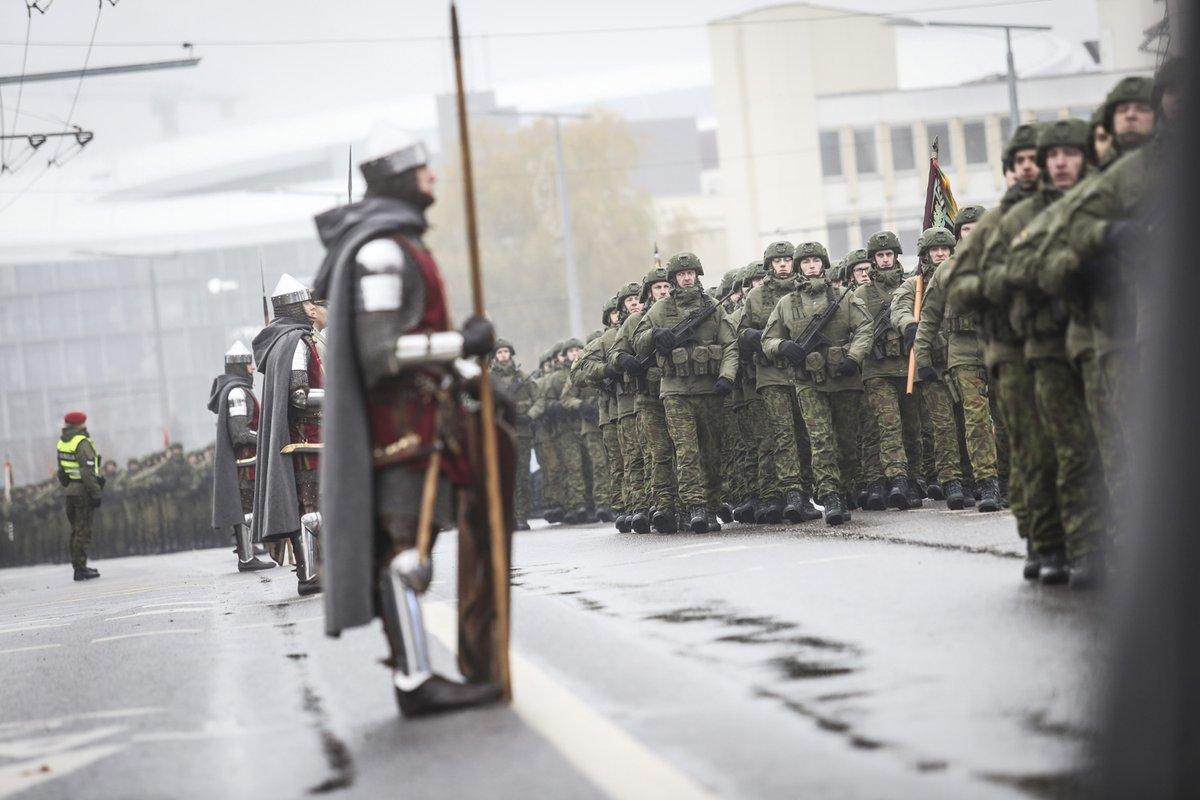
[
  {"xmin": 251, "ymin": 273, "xmax": 325, "ymax": 596},
  {"xmin": 314, "ymin": 125, "xmax": 507, "ymax": 716},
  {"xmin": 209, "ymin": 341, "xmax": 274, "ymax": 572}
]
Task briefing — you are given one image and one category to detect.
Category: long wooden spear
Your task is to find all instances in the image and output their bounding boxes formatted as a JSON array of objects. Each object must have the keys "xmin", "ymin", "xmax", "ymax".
[{"xmin": 450, "ymin": 1, "xmax": 511, "ymax": 700}]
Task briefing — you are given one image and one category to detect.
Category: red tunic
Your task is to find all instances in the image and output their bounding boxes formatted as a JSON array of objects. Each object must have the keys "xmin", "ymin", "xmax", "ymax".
[
  {"xmin": 289, "ymin": 336, "xmax": 324, "ymax": 471},
  {"xmin": 368, "ymin": 235, "xmax": 472, "ymax": 487}
]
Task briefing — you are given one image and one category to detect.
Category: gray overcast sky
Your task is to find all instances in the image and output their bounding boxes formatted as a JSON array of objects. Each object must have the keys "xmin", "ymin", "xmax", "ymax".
[{"xmin": 0, "ymin": 0, "xmax": 1099, "ymax": 184}]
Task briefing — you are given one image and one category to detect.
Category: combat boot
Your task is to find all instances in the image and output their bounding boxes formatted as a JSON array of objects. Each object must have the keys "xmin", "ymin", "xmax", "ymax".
[
  {"xmin": 999, "ymin": 476, "xmax": 1010, "ymax": 508},
  {"xmin": 782, "ymin": 490, "xmax": 806, "ymax": 524},
  {"xmin": 944, "ymin": 479, "xmax": 966, "ymax": 510},
  {"xmin": 887, "ymin": 477, "xmax": 911, "ymax": 510},
  {"xmin": 544, "ymin": 507, "xmax": 564, "ymax": 524},
  {"xmin": 822, "ymin": 493, "xmax": 846, "ymax": 526},
  {"xmin": 651, "ymin": 506, "xmax": 678, "ymax": 534},
  {"xmin": 914, "ymin": 476, "xmax": 929, "ymax": 499},
  {"xmin": 842, "ymin": 494, "xmax": 853, "ymax": 522},
  {"xmin": 926, "ymin": 480, "xmax": 945, "ymax": 501},
  {"xmin": 866, "ymin": 481, "xmax": 887, "ymax": 511},
  {"xmin": 629, "ymin": 509, "xmax": 651, "ymax": 534},
  {"xmin": 706, "ymin": 511, "xmax": 722, "ymax": 532},
  {"xmin": 1068, "ymin": 552, "xmax": 1106, "ymax": 591},
  {"xmin": 856, "ymin": 486, "xmax": 869, "ymax": 509},
  {"xmin": 756, "ymin": 497, "xmax": 783, "ymax": 525},
  {"xmin": 1038, "ymin": 548, "xmax": 1069, "ymax": 586},
  {"xmin": 73, "ymin": 566, "xmax": 100, "ymax": 581},
  {"xmin": 733, "ymin": 496, "xmax": 757, "ymax": 523},
  {"xmin": 977, "ymin": 477, "xmax": 1000, "ymax": 513},
  {"xmin": 565, "ymin": 506, "xmax": 590, "ymax": 525},
  {"xmin": 595, "ymin": 507, "xmax": 614, "ymax": 523},
  {"xmin": 799, "ymin": 494, "xmax": 822, "ymax": 522},
  {"xmin": 515, "ymin": 520, "xmax": 531, "ymax": 531},
  {"xmin": 905, "ymin": 478, "xmax": 923, "ymax": 508},
  {"xmin": 689, "ymin": 505, "xmax": 709, "ymax": 534},
  {"xmin": 717, "ymin": 503, "xmax": 734, "ymax": 524},
  {"xmin": 614, "ymin": 514, "xmax": 631, "ymax": 533},
  {"xmin": 238, "ymin": 556, "xmax": 275, "ymax": 573},
  {"xmin": 1022, "ymin": 541, "xmax": 1041, "ymax": 581}
]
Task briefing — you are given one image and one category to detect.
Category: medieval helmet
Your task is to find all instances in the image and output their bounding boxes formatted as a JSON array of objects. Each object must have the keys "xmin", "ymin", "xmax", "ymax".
[
  {"xmin": 1003, "ymin": 123, "xmax": 1040, "ymax": 171},
  {"xmin": 1036, "ymin": 118, "xmax": 1090, "ymax": 169},
  {"xmin": 1102, "ymin": 76, "xmax": 1154, "ymax": 134},
  {"xmin": 917, "ymin": 227, "xmax": 957, "ymax": 257},
  {"xmin": 224, "ymin": 340, "xmax": 252, "ymax": 365},
  {"xmin": 270, "ymin": 273, "xmax": 312, "ymax": 316},
  {"xmin": 953, "ymin": 205, "xmax": 985, "ymax": 238},
  {"xmin": 792, "ymin": 241, "xmax": 831, "ymax": 271},
  {"xmin": 665, "ymin": 252, "xmax": 704, "ymax": 279},
  {"xmin": 866, "ymin": 231, "xmax": 903, "ymax": 258},
  {"xmin": 360, "ymin": 121, "xmax": 431, "ymax": 185}
]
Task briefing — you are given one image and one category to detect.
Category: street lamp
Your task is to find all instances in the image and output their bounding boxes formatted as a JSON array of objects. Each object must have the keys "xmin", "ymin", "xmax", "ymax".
[
  {"xmin": 889, "ymin": 19, "xmax": 1052, "ymax": 131},
  {"xmin": 481, "ymin": 108, "xmax": 592, "ymax": 340}
]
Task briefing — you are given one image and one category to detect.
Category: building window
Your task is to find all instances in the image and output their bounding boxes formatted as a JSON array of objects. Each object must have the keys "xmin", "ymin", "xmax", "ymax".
[
  {"xmin": 826, "ymin": 221, "xmax": 850, "ymax": 258},
  {"xmin": 819, "ymin": 130, "xmax": 842, "ymax": 177},
  {"xmin": 963, "ymin": 121, "xmax": 988, "ymax": 165},
  {"xmin": 899, "ymin": 226, "xmax": 922, "ymax": 258},
  {"xmin": 926, "ymin": 122, "xmax": 951, "ymax": 167},
  {"xmin": 860, "ymin": 217, "xmax": 882, "ymax": 247},
  {"xmin": 891, "ymin": 125, "xmax": 915, "ymax": 172},
  {"xmin": 854, "ymin": 129, "xmax": 877, "ymax": 175},
  {"xmin": 1000, "ymin": 117, "xmax": 1014, "ymax": 148}
]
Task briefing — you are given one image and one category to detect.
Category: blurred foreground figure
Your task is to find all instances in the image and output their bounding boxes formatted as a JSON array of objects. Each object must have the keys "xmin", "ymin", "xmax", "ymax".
[
  {"xmin": 314, "ymin": 125, "xmax": 508, "ymax": 717},
  {"xmin": 209, "ymin": 341, "xmax": 274, "ymax": 573},
  {"xmin": 252, "ymin": 274, "xmax": 326, "ymax": 596},
  {"xmin": 55, "ymin": 410, "xmax": 102, "ymax": 581}
]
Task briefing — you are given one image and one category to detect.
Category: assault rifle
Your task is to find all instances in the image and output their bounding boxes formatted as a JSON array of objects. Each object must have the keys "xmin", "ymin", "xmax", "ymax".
[
  {"xmin": 869, "ymin": 299, "xmax": 893, "ymax": 361},
  {"xmin": 633, "ymin": 284, "xmax": 739, "ymax": 372},
  {"xmin": 792, "ymin": 285, "xmax": 854, "ymax": 361}
]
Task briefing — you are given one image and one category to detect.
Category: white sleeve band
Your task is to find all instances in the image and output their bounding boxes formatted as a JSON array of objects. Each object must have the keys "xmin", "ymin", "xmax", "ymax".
[
  {"xmin": 395, "ymin": 331, "xmax": 464, "ymax": 366},
  {"xmin": 291, "ymin": 340, "xmax": 310, "ymax": 371},
  {"xmin": 228, "ymin": 388, "xmax": 249, "ymax": 417}
]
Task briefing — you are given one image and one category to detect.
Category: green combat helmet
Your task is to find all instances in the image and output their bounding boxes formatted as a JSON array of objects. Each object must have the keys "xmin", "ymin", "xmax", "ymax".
[
  {"xmin": 1036, "ymin": 118, "xmax": 1090, "ymax": 169},
  {"xmin": 793, "ymin": 241, "xmax": 831, "ymax": 271},
  {"xmin": 917, "ymin": 226, "xmax": 957, "ymax": 257},
  {"xmin": 828, "ymin": 257, "xmax": 846, "ymax": 284},
  {"xmin": 763, "ymin": 241, "xmax": 794, "ymax": 265},
  {"xmin": 561, "ymin": 337, "xmax": 584, "ymax": 354},
  {"xmin": 719, "ymin": 268, "xmax": 741, "ymax": 296},
  {"xmin": 866, "ymin": 230, "xmax": 903, "ymax": 257},
  {"xmin": 640, "ymin": 266, "xmax": 669, "ymax": 304},
  {"xmin": 1004, "ymin": 123, "xmax": 1040, "ymax": 171},
  {"xmin": 493, "ymin": 337, "xmax": 515, "ymax": 356},
  {"xmin": 665, "ymin": 251, "xmax": 704, "ymax": 279},
  {"xmin": 953, "ymin": 205, "xmax": 985, "ymax": 238},
  {"xmin": 614, "ymin": 281, "xmax": 641, "ymax": 320},
  {"xmin": 587, "ymin": 329, "xmax": 603, "ymax": 343},
  {"xmin": 1102, "ymin": 75, "xmax": 1154, "ymax": 134},
  {"xmin": 741, "ymin": 259, "xmax": 767, "ymax": 288},
  {"xmin": 601, "ymin": 295, "xmax": 619, "ymax": 327}
]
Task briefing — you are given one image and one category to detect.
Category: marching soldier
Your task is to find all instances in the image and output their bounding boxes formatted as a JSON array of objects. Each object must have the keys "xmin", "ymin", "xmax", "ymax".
[
  {"xmin": 491, "ymin": 338, "xmax": 537, "ymax": 530},
  {"xmin": 314, "ymin": 126, "xmax": 505, "ymax": 715},
  {"xmin": 55, "ymin": 411, "xmax": 102, "ymax": 581},
  {"xmin": 251, "ymin": 273, "xmax": 325, "ymax": 596},
  {"xmin": 541, "ymin": 339, "xmax": 589, "ymax": 524},
  {"xmin": 761, "ymin": 242, "xmax": 871, "ymax": 525},
  {"xmin": 633, "ymin": 252, "xmax": 739, "ymax": 533},
  {"xmin": 209, "ymin": 341, "xmax": 274, "ymax": 572},
  {"xmin": 564, "ymin": 331, "xmax": 610, "ymax": 522},
  {"xmin": 531, "ymin": 348, "xmax": 562, "ymax": 522}
]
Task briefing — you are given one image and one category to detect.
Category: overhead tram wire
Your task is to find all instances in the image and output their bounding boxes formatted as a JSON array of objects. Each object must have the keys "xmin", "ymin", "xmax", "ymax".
[
  {"xmin": 49, "ymin": 0, "xmax": 104, "ymax": 165},
  {"xmin": 3, "ymin": 7, "xmax": 34, "ymax": 166},
  {"xmin": 0, "ymin": 0, "xmax": 1052, "ymax": 48}
]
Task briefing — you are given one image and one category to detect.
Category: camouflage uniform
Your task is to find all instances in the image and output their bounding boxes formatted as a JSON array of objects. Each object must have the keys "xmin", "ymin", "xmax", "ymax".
[
  {"xmin": 540, "ymin": 342, "xmax": 589, "ymax": 518},
  {"xmin": 491, "ymin": 342, "xmax": 539, "ymax": 525}
]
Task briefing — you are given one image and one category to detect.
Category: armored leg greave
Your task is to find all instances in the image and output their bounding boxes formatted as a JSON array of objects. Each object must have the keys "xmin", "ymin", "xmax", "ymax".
[
  {"xmin": 234, "ymin": 523, "xmax": 255, "ymax": 562},
  {"xmin": 379, "ymin": 549, "xmax": 433, "ymax": 691},
  {"xmin": 296, "ymin": 512, "xmax": 321, "ymax": 583}
]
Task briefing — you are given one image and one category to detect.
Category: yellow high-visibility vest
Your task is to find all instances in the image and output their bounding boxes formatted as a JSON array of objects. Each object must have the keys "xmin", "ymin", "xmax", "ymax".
[{"xmin": 56, "ymin": 434, "xmax": 100, "ymax": 481}]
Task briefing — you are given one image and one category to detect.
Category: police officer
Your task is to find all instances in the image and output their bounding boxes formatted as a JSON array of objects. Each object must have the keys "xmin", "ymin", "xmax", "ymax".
[{"xmin": 56, "ymin": 411, "xmax": 103, "ymax": 581}]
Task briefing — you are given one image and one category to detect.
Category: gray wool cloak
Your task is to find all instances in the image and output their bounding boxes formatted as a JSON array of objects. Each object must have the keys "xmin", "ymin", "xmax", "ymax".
[
  {"xmin": 250, "ymin": 316, "xmax": 312, "ymax": 543},
  {"xmin": 312, "ymin": 195, "xmax": 428, "ymax": 637},
  {"xmin": 208, "ymin": 373, "xmax": 252, "ymax": 529}
]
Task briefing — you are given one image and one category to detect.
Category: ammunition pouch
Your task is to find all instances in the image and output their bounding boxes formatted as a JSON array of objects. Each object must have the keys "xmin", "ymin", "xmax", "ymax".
[
  {"xmin": 668, "ymin": 346, "xmax": 690, "ymax": 377},
  {"xmin": 947, "ymin": 315, "xmax": 977, "ymax": 333},
  {"xmin": 805, "ymin": 350, "xmax": 827, "ymax": 384},
  {"xmin": 882, "ymin": 328, "xmax": 903, "ymax": 358},
  {"xmin": 824, "ymin": 346, "xmax": 846, "ymax": 380}
]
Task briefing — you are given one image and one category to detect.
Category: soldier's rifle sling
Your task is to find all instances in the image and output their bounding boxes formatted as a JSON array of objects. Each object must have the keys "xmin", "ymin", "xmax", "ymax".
[
  {"xmin": 870, "ymin": 300, "xmax": 893, "ymax": 361},
  {"xmin": 793, "ymin": 285, "xmax": 853, "ymax": 360},
  {"xmin": 635, "ymin": 285, "xmax": 738, "ymax": 371}
]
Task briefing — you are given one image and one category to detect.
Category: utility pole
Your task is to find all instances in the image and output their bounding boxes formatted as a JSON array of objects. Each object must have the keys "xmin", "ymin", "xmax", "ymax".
[{"xmin": 481, "ymin": 108, "xmax": 591, "ymax": 339}]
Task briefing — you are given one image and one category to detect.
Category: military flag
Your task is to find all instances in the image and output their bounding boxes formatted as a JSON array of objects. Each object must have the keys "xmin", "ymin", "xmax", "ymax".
[{"xmin": 908, "ymin": 138, "xmax": 958, "ymax": 394}]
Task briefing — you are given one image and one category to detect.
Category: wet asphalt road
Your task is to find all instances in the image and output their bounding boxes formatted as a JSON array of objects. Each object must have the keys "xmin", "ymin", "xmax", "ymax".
[{"xmin": 0, "ymin": 503, "xmax": 1103, "ymax": 799}]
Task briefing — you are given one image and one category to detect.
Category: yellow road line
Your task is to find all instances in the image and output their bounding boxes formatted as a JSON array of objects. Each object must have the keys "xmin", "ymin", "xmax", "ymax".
[{"xmin": 425, "ymin": 602, "xmax": 716, "ymax": 800}]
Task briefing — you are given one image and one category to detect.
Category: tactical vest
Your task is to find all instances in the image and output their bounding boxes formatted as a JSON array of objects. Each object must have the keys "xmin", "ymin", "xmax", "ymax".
[{"xmin": 57, "ymin": 434, "xmax": 100, "ymax": 481}]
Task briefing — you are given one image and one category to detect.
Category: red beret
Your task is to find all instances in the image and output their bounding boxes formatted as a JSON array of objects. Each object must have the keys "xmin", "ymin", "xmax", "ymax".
[{"xmin": 64, "ymin": 411, "xmax": 87, "ymax": 425}]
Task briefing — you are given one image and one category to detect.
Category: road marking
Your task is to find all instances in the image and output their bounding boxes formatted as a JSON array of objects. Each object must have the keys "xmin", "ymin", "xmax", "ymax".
[
  {"xmin": 139, "ymin": 600, "xmax": 217, "ymax": 608},
  {"xmin": 0, "ymin": 644, "xmax": 61, "ymax": 656},
  {"xmin": 0, "ymin": 725, "xmax": 125, "ymax": 760},
  {"xmin": 91, "ymin": 629, "xmax": 202, "ymax": 644},
  {"xmin": 105, "ymin": 608, "xmax": 213, "ymax": 621},
  {"xmin": 0, "ymin": 623, "xmax": 70, "ymax": 636},
  {"xmin": 0, "ymin": 708, "xmax": 160, "ymax": 735},
  {"xmin": 426, "ymin": 602, "xmax": 716, "ymax": 800},
  {"xmin": 17, "ymin": 582, "xmax": 194, "ymax": 609},
  {"xmin": 0, "ymin": 744, "xmax": 123, "ymax": 799},
  {"xmin": 791, "ymin": 554, "xmax": 878, "ymax": 567},
  {"xmin": 646, "ymin": 542, "xmax": 715, "ymax": 556},
  {"xmin": 665, "ymin": 544, "xmax": 776, "ymax": 560},
  {"xmin": 231, "ymin": 615, "xmax": 323, "ymax": 631}
]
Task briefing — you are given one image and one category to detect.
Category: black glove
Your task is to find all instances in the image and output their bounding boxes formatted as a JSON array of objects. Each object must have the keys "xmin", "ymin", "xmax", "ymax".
[
  {"xmin": 461, "ymin": 314, "xmax": 496, "ymax": 358},
  {"xmin": 903, "ymin": 323, "xmax": 918, "ymax": 355},
  {"xmin": 777, "ymin": 340, "xmax": 805, "ymax": 366},
  {"xmin": 738, "ymin": 328, "xmax": 763, "ymax": 354},
  {"xmin": 602, "ymin": 364, "xmax": 622, "ymax": 381},
  {"xmin": 713, "ymin": 377, "xmax": 736, "ymax": 396},
  {"xmin": 616, "ymin": 353, "xmax": 645, "ymax": 375},
  {"xmin": 651, "ymin": 328, "xmax": 677, "ymax": 355},
  {"xmin": 90, "ymin": 496, "xmax": 103, "ymax": 509},
  {"xmin": 835, "ymin": 358, "xmax": 860, "ymax": 378},
  {"xmin": 917, "ymin": 366, "xmax": 938, "ymax": 383}
]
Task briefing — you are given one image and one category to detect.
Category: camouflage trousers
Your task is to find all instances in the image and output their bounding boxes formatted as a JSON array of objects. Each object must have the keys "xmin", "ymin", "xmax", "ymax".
[
  {"xmin": 858, "ymin": 398, "xmax": 882, "ymax": 485},
  {"xmin": 726, "ymin": 404, "xmax": 761, "ymax": 503},
  {"xmin": 534, "ymin": 437, "xmax": 560, "ymax": 511},
  {"xmin": 919, "ymin": 379, "xmax": 961, "ymax": 483},
  {"xmin": 1085, "ymin": 352, "xmax": 1128, "ymax": 513},
  {"xmin": 863, "ymin": 376, "xmax": 921, "ymax": 480},
  {"xmin": 65, "ymin": 495, "xmax": 94, "ymax": 569},
  {"xmin": 514, "ymin": 434, "xmax": 533, "ymax": 521},
  {"xmin": 600, "ymin": 422, "xmax": 624, "ymax": 513},
  {"xmin": 758, "ymin": 385, "xmax": 813, "ymax": 499},
  {"xmin": 617, "ymin": 413, "xmax": 648, "ymax": 512},
  {"xmin": 949, "ymin": 365, "xmax": 999, "ymax": 481},
  {"xmin": 742, "ymin": 397, "xmax": 774, "ymax": 499},
  {"xmin": 553, "ymin": 429, "xmax": 587, "ymax": 509},
  {"xmin": 796, "ymin": 386, "xmax": 862, "ymax": 500},
  {"xmin": 582, "ymin": 428, "xmax": 608, "ymax": 509},
  {"xmin": 994, "ymin": 359, "xmax": 1063, "ymax": 551},
  {"xmin": 1032, "ymin": 357, "xmax": 1104, "ymax": 558},
  {"xmin": 637, "ymin": 396, "xmax": 679, "ymax": 510},
  {"xmin": 990, "ymin": 389, "xmax": 1010, "ymax": 484},
  {"xmin": 663, "ymin": 394, "xmax": 725, "ymax": 511}
]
